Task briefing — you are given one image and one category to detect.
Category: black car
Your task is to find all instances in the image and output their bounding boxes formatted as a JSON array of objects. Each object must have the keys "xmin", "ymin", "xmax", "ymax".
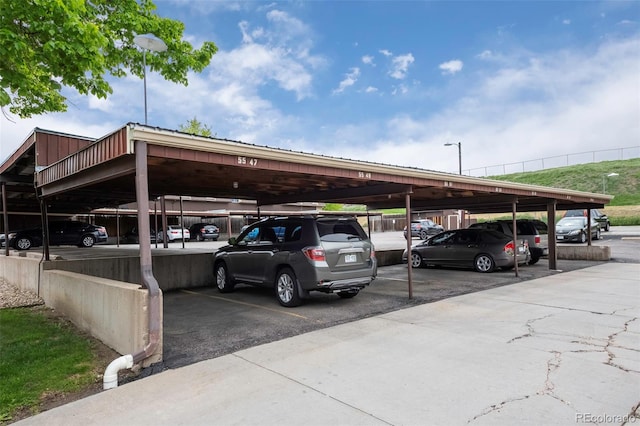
[
  {"xmin": 4, "ymin": 221, "xmax": 108, "ymax": 250},
  {"xmin": 555, "ymin": 217, "xmax": 601, "ymax": 243},
  {"xmin": 213, "ymin": 216, "xmax": 377, "ymax": 307},
  {"xmin": 564, "ymin": 209, "xmax": 611, "ymax": 231},
  {"xmin": 189, "ymin": 223, "xmax": 220, "ymax": 241},
  {"xmin": 403, "ymin": 219, "xmax": 445, "ymax": 239}
]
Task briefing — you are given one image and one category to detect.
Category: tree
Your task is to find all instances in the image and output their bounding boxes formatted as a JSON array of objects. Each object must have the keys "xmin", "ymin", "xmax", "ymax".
[
  {"xmin": 0, "ymin": 0, "xmax": 217, "ymax": 118},
  {"xmin": 179, "ymin": 117, "xmax": 213, "ymax": 137}
]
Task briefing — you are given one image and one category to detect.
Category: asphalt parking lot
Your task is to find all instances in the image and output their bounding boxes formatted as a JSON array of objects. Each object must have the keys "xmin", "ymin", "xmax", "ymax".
[
  {"xmin": 13, "ymin": 227, "xmax": 640, "ymax": 372},
  {"xmin": 158, "ymin": 227, "xmax": 639, "ymax": 370}
]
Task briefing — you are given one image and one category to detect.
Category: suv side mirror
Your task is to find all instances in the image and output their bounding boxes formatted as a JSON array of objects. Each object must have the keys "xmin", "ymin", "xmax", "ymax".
[{"xmin": 228, "ymin": 237, "xmax": 237, "ymax": 245}]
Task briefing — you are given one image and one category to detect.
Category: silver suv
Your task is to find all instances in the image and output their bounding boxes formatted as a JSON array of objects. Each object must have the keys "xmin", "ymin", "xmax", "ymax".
[
  {"xmin": 468, "ymin": 219, "xmax": 548, "ymax": 265},
  {"xmin": 213, "ymin": 216, "xmax": 377, "ymax": 307}
]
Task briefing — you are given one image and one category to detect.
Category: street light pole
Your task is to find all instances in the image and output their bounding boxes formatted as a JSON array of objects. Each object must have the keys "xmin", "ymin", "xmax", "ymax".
[
  {"xmin": 133, "ymin": 33, "xmax": 168, "ymax": 125},
  {"xmin": 444, "ymin": 142, "xmax": 462, "ymax": 175}
]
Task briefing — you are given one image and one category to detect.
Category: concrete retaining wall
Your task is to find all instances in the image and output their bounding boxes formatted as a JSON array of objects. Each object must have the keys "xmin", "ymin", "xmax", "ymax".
[
  {"xmin": 44, "ymin": 253, "xmax": 214, "ymax": 291},
  {"xmin": 0, "ymin": 255, "xmax": 161, "ymax": 365},
  {"xmin": 376, "ymin": 250, "xmax": 404, "ymax": 267},
  {"xmin": 557, "ymin": 245, "xmax": 611, "ymax": 261}
]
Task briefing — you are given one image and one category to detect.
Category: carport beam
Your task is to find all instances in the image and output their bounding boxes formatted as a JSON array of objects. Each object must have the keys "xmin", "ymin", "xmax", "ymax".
[
  {"xmin": 512, "ymin": 199, "xmax": 519, "ymax": 277},
  {"xmin": 132, "ymin": 140, "xmax": 161, "ymax": 364},
  {"xmin": 2, "ymin": 183, "xmax": 8, "ymax": 256},
  {"xmin": 405, "ymin": 189, "xmax": 413, "ymax": 299},
  {"xmin": 547, "ymin": 201, "xmax": 557, "ymax": 270}
]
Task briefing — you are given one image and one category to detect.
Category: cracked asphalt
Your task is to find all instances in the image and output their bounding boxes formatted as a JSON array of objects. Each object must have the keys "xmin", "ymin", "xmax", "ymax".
[{"xmin": 16, "ymin": 261, "xmax": 639, "ymax": 426}]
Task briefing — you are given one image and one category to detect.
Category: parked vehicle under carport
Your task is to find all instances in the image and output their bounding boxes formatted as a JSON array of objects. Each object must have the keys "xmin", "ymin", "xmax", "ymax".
[
  {"xmin": 213, "ymin": 216, "xmax": 377, "ymax": 307},
  {"xmin": 2, "ymin": 221, "xmax": 108, "ymax": 250},
  {"xmin": 402, "ymin": 228, "xmax": 530, "ymax": 273}
]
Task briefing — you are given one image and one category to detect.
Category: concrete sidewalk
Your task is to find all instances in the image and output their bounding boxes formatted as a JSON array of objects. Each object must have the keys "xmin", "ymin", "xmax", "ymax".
[{"xmin": 16, "ymin": 263, "xmax": 639, "ymax": 426}]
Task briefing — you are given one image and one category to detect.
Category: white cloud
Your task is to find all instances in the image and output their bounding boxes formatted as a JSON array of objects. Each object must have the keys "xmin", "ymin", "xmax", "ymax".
[
  {"xmin": 362, "ymin": 55, "xmax": 375, "ymax": 66},
  {"xmin": 389, "ymin": 53, "xmax": 415, "ymax": 79},
  {"xmin": 88, "ymin": 95, "xmax": 113, "ymax": 112},
  {"xmin": 365, "ymin": 86, "xmax": 378, "ymax": 93},
  {"xmin": 439, "ymin": 60, "xmax": 463, "ymax": 75},
  {"xmin": 379, "ymin": 49, "xmax": 392, "ymax": 57},
  {"xmin": 391, "ymin": 84, "xmax": 408, "ymax": 96},
  {"xmin": 317, "ymin": 36, "xmax": 640, "ymax": 174},
  {"xmin": 477, "ymin": 50, "xmax": 493, "ymax": 60},
  {"xmin": 333, "ymin": 67, "xmax": 360, "ymax": 94}
]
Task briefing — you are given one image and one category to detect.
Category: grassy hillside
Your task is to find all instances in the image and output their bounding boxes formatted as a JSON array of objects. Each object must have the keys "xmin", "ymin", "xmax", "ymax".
[{"xmin": 488, "ymin": 158, "xmax": 640, "ymax": 206}]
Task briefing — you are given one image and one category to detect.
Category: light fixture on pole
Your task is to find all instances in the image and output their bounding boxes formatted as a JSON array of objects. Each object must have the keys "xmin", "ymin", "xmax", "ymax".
[
  {"xmin": 602, "ymin": 172, "xmax": 619, "ymax": 194},
  {"xmin": 133, "ymin": 33, "xmax": 167, "ymax": 125},
  {"xmin": 444, "ymin": 142, "xmax": 462, "ymax": 175}
]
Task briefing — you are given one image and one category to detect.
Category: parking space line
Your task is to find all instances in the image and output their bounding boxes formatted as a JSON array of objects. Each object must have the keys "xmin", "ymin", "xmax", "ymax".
[
  {"xmin": 377, "ymin": 277, "xmax": 408, "ymax": 282},
  {"xmin": 180, "ymin": 289, "xmax": 310, "ymax": 320}
]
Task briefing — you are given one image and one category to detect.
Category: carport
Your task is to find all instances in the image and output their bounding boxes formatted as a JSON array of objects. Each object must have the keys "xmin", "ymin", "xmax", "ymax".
[{"xmin": 1, "ymin": 123, "xmax": 613, "ymax": 376}]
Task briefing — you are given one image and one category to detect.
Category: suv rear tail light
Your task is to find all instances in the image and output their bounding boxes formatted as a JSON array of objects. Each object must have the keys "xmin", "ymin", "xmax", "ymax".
[
  {"xmin": 535, "ymin": 235, "xmax": 541, "ymax": 244},
  {"xmin": 302, "ymin": 247, "xmax": 325, "ymax": 262}
]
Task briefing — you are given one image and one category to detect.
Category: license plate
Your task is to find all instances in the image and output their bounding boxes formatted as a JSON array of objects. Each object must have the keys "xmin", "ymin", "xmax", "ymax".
[
  {"xmin": 345, "ymin": 254, "xmax": 357, "ymax": 263},
  {"xmin": 518, "ymin": 246, "xmax": 526, "ymax": 253},
  {"xmin": 557, "ymin": 236, "xmax": 564, "ymax": 240}
]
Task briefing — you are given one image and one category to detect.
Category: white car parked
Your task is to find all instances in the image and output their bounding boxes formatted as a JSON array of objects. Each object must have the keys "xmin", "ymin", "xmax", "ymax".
[{"xmin": 157, "ymin": 226, "xmax": 190, "ymax": 242}]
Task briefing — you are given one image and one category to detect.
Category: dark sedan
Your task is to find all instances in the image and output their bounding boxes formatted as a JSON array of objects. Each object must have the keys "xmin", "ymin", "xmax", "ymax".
[
  {"xmin": 3, "ymin": 221, "xmax": 108, "ymax": 250},
  {"xmin": 555, "ymin": 217, "xmax": 601, "ymax": 243},
  {"xmin": 402, "ymin": 228, "xmax": 530, "ymax": 273},
  {"xmin": 564, "ymin": 209, "xmax": 611, "ymax": 231},
  {"xmin": 403, "ymin": 219, "xmax": 445, "ymax": 240},
  {"xmin": 189, "ymin": 223, "xmax": 220, "ymax": 241}
]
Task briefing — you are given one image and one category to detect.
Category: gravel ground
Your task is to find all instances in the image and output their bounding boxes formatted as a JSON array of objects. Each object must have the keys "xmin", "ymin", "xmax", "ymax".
[{"xmin": 0, "ymin": 279, "xmax": 44, "ymax": 309}]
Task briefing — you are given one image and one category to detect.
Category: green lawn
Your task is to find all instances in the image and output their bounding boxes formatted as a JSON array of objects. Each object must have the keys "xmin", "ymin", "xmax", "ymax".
[{"xmin": 0, "ymin": 307, "xmax": 98, "ymax": 423}]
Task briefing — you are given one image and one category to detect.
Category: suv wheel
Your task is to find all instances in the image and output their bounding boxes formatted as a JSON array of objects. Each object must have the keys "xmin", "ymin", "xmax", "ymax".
[
  {"xmin": 79, "ymin": 235, "xmax": 95, "ymax": 248},
  {"xmin": 419, "ymin": 230, "xmax": 428, "ymax": 239},
  {"xmin": 215, "ymin": 262, "xmax": 235, "ymax": 293},
  {"xmin": 528, "ymin": 255, "xmax": 540, "ymax": 265},
  {"xmin": 15, "ymin": 237, "xmax": 32, "ymax": 250},
  {"xmin": 275, "ymin": 267, "xmax": 301, "ymax": 307}
]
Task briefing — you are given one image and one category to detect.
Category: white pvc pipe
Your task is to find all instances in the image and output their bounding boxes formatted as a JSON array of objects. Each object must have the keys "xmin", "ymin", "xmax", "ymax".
[{"xmin": 103, "ymin": 354, "xmax": 134, "ymax": 390}]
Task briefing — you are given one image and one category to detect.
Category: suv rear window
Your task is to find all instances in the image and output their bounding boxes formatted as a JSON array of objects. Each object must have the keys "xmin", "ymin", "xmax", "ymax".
[{"xmin": 316, "ymin": 220, "xmax": 365, "ymax": 242}]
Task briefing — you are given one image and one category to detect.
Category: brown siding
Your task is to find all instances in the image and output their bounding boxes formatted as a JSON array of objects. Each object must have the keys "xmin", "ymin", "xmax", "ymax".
[
  {"xmin": 38, "ymin": 128, "xmax": 130, "ymax": 185},
  {"xmin": 35, "ymin": 132, "xmax": 94, "ymax": 167}
]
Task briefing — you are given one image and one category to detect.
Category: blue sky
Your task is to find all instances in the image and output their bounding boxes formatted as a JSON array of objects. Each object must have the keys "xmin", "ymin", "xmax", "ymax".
[{"xmin": 1, "ymin": 0, "xmax": 639, "ymax": 175}]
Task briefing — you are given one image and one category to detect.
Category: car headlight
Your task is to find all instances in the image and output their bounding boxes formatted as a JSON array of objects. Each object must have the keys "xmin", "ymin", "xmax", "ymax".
[
  {"xmin": 8, "ymin": 233, "xmax": 16, "ymax": 239},
  {"xmin": 568, "ymin": 230, "xmax": 580, "ymax": 235}
]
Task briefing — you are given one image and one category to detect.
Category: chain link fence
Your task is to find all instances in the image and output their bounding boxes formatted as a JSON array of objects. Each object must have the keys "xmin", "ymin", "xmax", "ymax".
[{"xmin": 465, "ymin": 146, "xmax": 639, "ymax": 177}]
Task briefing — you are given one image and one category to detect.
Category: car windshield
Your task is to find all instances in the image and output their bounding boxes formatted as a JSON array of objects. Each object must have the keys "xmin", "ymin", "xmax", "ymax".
[{"xmin": 559, "ymin": 218, "xmax": 585, "ymax": 226}]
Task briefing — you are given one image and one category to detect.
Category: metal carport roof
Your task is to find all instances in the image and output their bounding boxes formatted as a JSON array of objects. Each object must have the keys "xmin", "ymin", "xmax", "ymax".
[{"xmin": 1, "ymin": 123, "xmax": 609, "ymax": 214}]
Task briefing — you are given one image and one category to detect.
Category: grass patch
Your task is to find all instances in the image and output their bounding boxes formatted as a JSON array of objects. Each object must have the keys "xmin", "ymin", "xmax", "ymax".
[
  {"xmin": 0, "ymin": 307, "xmax": 97, "ymax": 423},
  {"xmin": 611, "ymin": 216, "xmax": 640, "ymax": 226}
]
